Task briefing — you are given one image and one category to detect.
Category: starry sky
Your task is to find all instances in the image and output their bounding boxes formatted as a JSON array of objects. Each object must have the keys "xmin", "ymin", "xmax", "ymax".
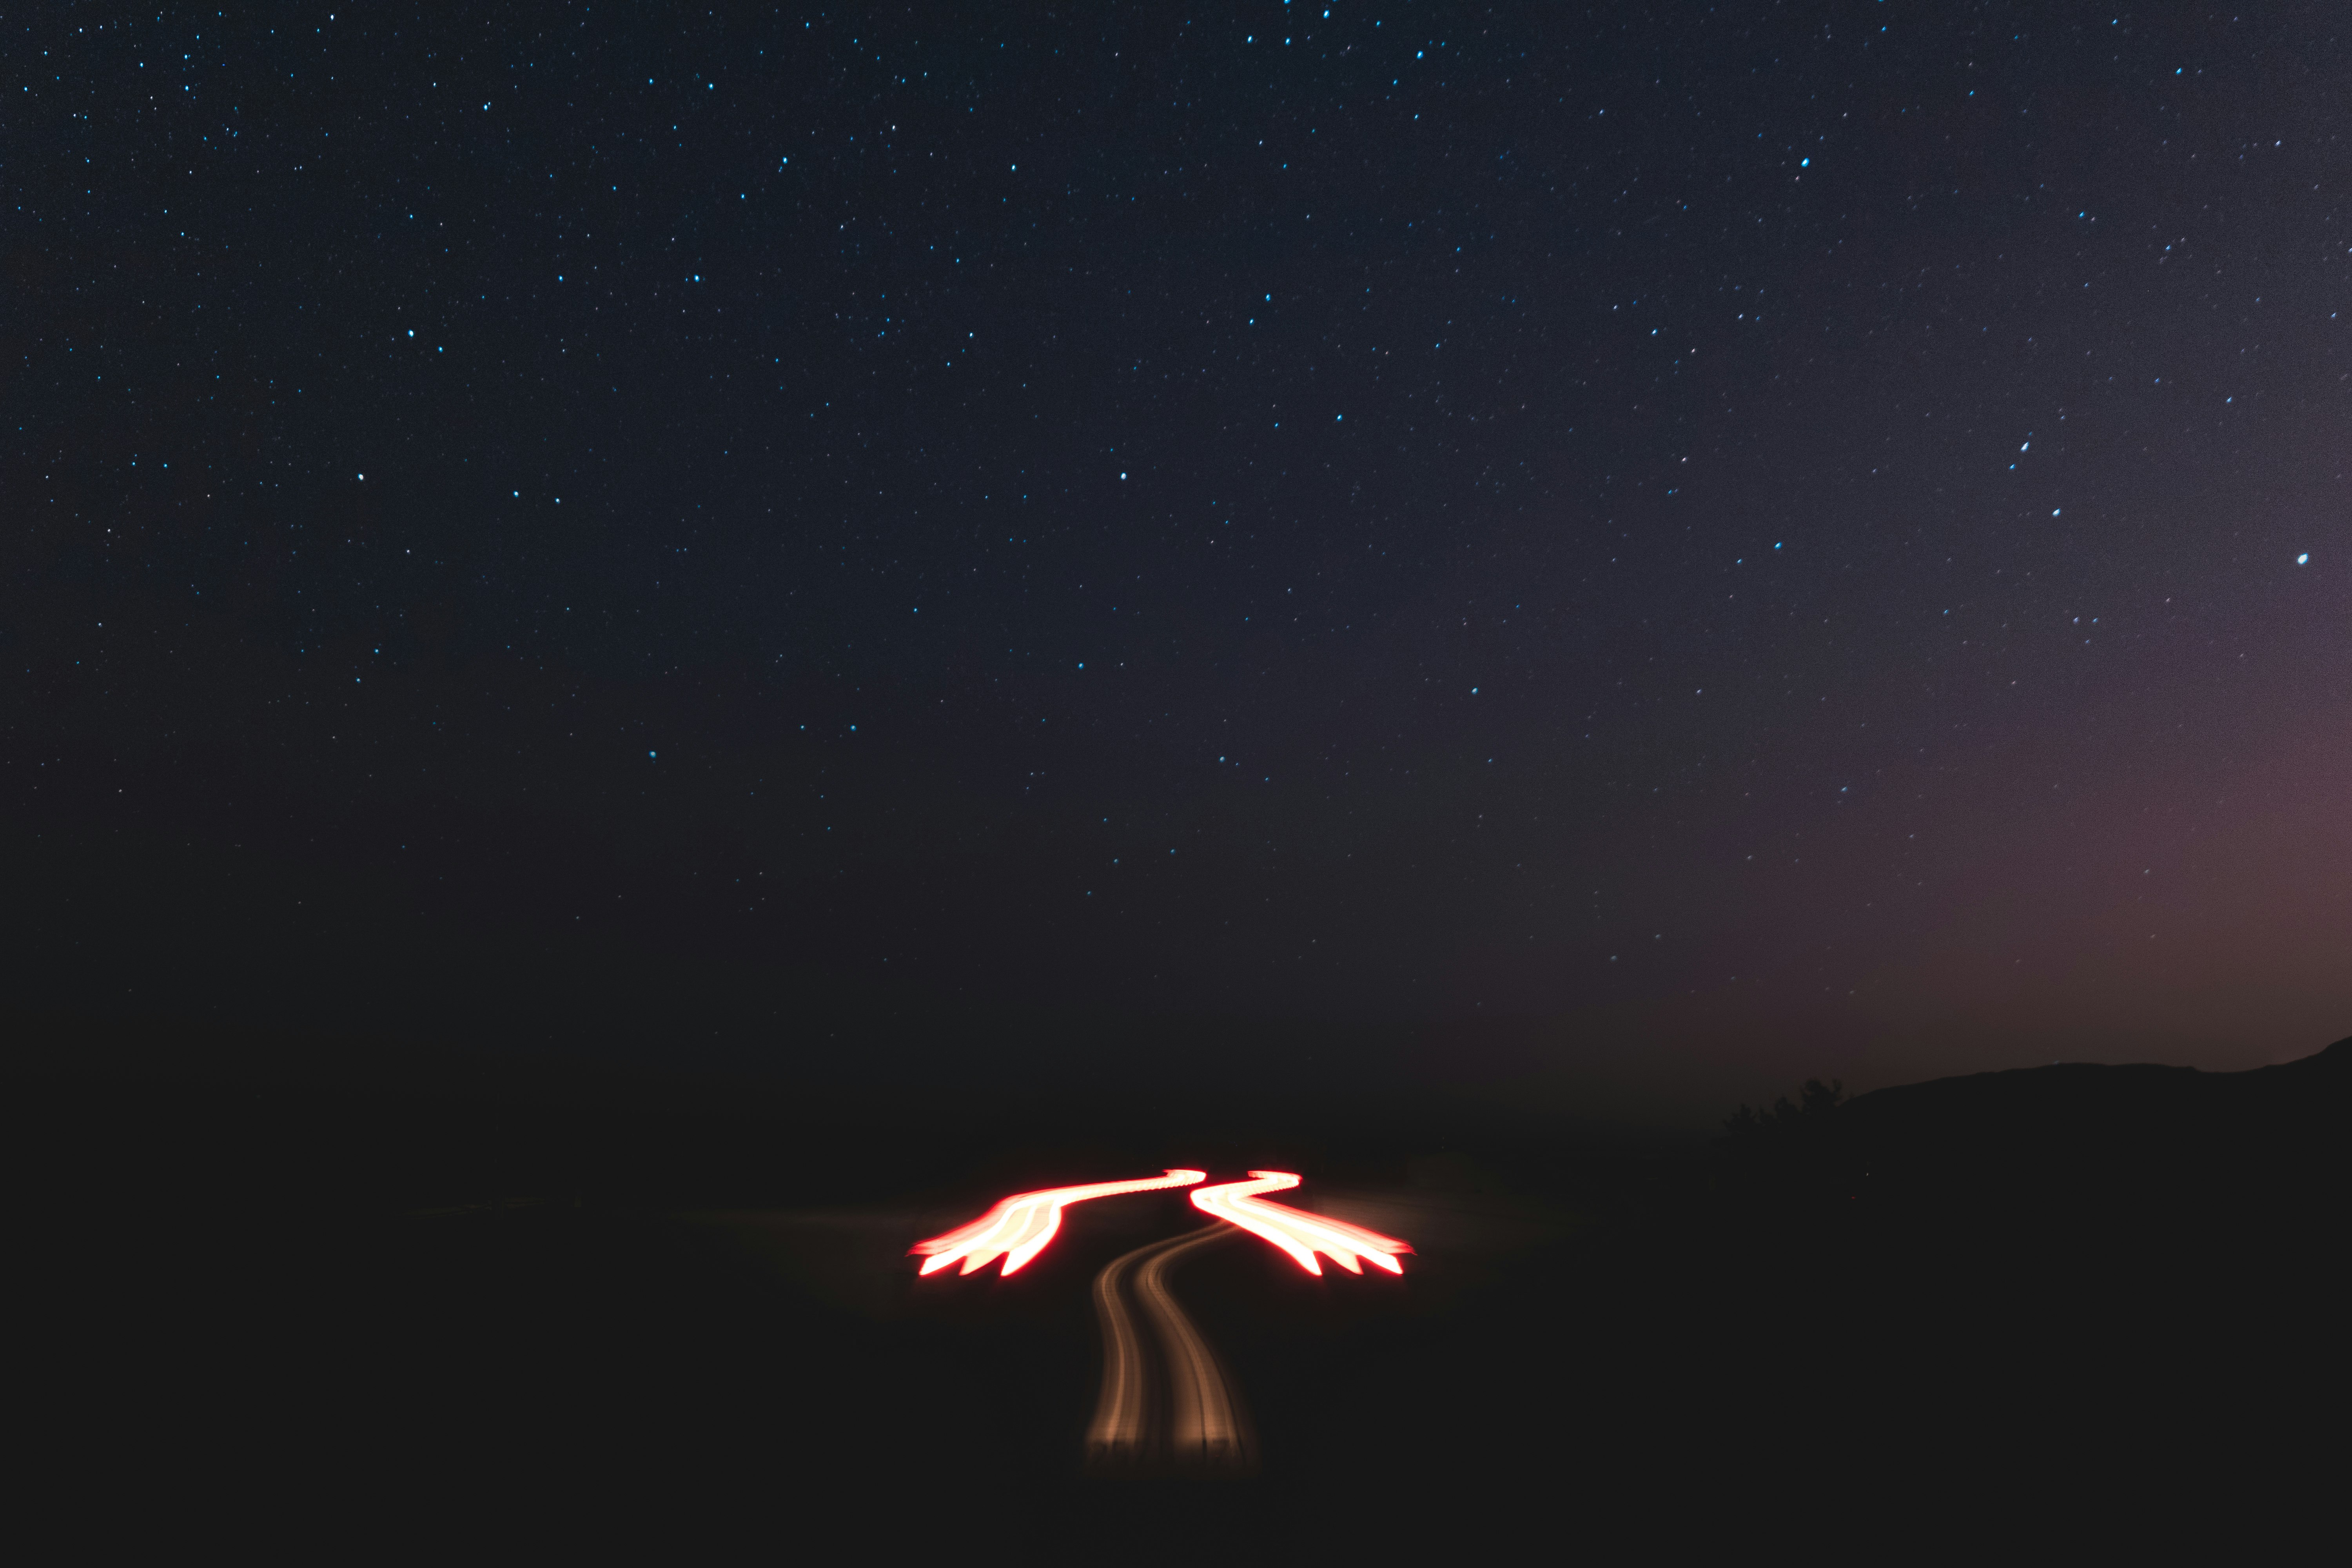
[{"xmin": 8, "ymin": 2, "xmax": 2348, "ymax": 1094}]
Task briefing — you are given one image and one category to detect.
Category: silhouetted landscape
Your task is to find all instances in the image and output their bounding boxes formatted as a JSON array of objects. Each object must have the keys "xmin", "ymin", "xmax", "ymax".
[{"xmin": 16, "ymin": 1016, "xmax": 2341, "ymax": 1553}]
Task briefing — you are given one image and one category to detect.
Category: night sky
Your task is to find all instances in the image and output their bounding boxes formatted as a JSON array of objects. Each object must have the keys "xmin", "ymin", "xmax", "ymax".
[{"xmin": 10, "ymin": 3, "xmax": 2348, "ymax": 1101}]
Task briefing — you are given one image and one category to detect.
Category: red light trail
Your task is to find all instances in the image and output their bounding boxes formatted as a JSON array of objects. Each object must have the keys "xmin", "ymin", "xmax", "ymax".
[
  {"xmin": 1190, "ymin": 1171, "xmax": 1414, "ymax": 1276},
  {"xmin": 909, "ymin": 1170, "xmax": 1207, "ymax": 1276}
]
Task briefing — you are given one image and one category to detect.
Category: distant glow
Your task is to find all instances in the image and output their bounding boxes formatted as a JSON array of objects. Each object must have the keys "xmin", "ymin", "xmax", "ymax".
[
  {"xmin": 911, "ymin": 1171, "xmax": 1206, "ymax": 1276},
  {"xmin": 1191, "ymin": 1172, "xmax": 1414, "ymax": 1276},
  {"xmin": 2297, "ymin": 552, "xmax": 2310, "ymax": 565}
]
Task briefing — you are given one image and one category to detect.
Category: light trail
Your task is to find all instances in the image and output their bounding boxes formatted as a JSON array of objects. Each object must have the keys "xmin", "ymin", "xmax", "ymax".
[
  {"xmin": 1190, "ymin": 1171, "xmax": 1414, "ymax": 1276},
  {"xmin": 909, "ymin": 1169, "xmax": 1206, "ymax": 1276},
  {"xmin": 1086, "ymin": 1225, "xmax": 1253, "ymax": 1470}
]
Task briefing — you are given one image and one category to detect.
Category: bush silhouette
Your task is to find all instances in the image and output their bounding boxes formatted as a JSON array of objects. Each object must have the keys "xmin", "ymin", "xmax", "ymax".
[{"xmin": 1720, "ymin": 1077, "xmax": 1844, "ymax": 1140}]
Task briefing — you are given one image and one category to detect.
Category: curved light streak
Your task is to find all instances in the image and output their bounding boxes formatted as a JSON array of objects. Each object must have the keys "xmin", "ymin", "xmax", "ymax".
[
  {"xmin": 910, "ymin": 1170, "xmax": 1207, "ymax": 1276},
  {"xmin": 1087, "ymin": 1226, "xmax": 1253, "ymax": 1468},
  {"xmin": 1191, "ymin": 1171, "xmax": 1414, "ymax": 1276}
]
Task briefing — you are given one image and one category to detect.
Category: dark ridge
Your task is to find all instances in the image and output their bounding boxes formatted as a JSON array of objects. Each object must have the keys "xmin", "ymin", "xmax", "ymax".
[{"xmin": 1727, "ymin": 1036, "xmax": 2350, "ymax": 1212}]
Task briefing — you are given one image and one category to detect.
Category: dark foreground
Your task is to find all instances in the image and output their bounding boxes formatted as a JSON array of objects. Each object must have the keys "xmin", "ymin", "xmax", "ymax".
[{"xmin": 14, "ymin": 1025, "xmax": 2344, "ymax": 1556}]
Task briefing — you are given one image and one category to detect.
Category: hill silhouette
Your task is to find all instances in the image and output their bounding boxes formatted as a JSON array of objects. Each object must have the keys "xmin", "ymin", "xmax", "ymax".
[
  {"xmin": 1681, "ymin": 1040, "xmax": 2347, "ymax": 1540},
  {"xmin": 1722, "ymin": 1035, "xmax": 2348, "ymax": 1211}
]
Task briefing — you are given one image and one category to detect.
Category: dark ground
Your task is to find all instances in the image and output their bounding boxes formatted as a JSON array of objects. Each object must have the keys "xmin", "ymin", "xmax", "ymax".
[{"xmin": 13, "ymin": 1018, "xmax": 2343, "ymax": 1557}]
